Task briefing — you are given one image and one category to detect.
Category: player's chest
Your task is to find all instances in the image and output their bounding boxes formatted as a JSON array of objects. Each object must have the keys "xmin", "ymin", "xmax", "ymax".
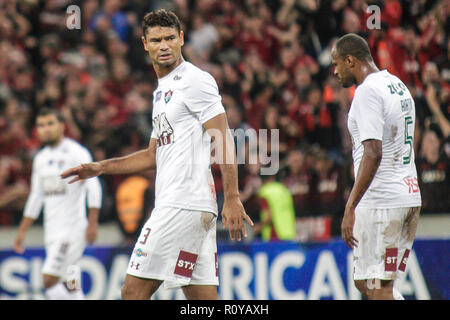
[
  {"xmin": 37, "ymin": 152, "xmax": 78, "ymax": 196},
  {"xmin": 152, "ymin": 84, "xmax": 194, "ymax": 133},
  {"xmin": 37, "ymin": 151, "xmax": 78, "ymax": 177}
]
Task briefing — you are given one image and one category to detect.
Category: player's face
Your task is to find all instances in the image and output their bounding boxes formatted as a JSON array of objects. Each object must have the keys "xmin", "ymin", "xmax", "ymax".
[
  {"xmin": 36, "ymin": 114, "xmax": 64, "ymax": 146},
  {"xmin": 331, "ymin": 48, "xmax": 355, "ymax": 88},
  {"xmin": 142, "ymin": 26, "xmax": 184, "ymax": 68}
]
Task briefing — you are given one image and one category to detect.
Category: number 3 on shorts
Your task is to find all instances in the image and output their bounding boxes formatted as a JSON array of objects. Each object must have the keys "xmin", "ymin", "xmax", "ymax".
[{"xmin": 140, "ymin": 227, "xmax": 151, "ymax": 245}]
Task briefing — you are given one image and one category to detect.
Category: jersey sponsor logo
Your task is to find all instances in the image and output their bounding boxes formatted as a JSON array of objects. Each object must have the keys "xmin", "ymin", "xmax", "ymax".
[
  {"xmin": 155, "ymin": 91, "xmax": 162, "ymax": 102},
  {"xmin": 404, "ymin": 177, "xmax": 419, "ymax": 193},
  {"xmin": 164, "ymin": 90, "xmax": 173, "ymax": 103},
  {"xmin": 42, "ymin": 175, "xmax": 66, "ymax": 196},
  {"xmin": 174, "ymin": 250, "xmax": 198, "ymax": 278},
  {"xmin": 385, "ymin": 247, "xmax": 398, "ymax": 272},
  {"xmin": 152, "ymin": 112, "xmax": 174, "ymax": 147},
  {"xmin": 173, "ymin": 75, "xmax": 182, "ymax": 81},
  {"xmin": 134, "ymin": 248, "xmax": 148, "ymax": 257}
]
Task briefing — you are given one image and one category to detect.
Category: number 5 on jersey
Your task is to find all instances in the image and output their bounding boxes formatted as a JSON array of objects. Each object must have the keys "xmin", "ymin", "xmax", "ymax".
[{"xmin": 403, "ymin": 116, "xmax": 413, "ymax": 165}]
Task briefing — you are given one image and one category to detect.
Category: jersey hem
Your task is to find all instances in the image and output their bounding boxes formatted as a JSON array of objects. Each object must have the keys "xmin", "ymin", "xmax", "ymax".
[{"xmin": 155, "ymin": 203, "xmax": 218, "ymax": 216}]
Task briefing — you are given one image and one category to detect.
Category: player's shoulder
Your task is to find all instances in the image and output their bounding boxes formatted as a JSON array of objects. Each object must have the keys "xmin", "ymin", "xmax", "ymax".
[
  {"xmin": 62, "ymin": 138, "xmax": 92, "ymax": 157},
  {"xmin": 182, "ymin": 61, "xmax": 216, "ymax": 84},
  {"xmin": 33, "ymin": 147, "xmax": 47, "ymax": 164},
  {"xmin": 355, "ymin": 70, "xmax": 391, "ymax": 97}
]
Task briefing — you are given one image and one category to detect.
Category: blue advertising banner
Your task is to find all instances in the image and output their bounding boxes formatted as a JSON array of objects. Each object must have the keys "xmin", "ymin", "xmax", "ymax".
[{"xmin": 0, "ymin": 239, "xmax": 448, "ymax": 300}]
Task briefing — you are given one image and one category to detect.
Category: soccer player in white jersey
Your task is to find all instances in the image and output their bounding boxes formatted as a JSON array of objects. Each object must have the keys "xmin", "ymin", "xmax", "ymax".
[
  {"xmin": 331, "ymin": 34, "xmax": 422, "ymax": 300},
  {"xmin": 61, "ymin": 9, "xmax": 253, "ymax": 300},
  {"xmin": 13, "ymin": 108, "xmax": 102, "ymax": 299}
]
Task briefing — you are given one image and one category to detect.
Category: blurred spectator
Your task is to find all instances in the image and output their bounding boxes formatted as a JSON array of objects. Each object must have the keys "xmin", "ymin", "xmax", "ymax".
[
  {"xmin": 115, "ymin": 174, "xmax": 154, "ymax": 245},
  {"xmin": 89, "ymin": 0, "xmax": 131, "ymax": 42},
  {"xmin": 279, "ymin": 147, "xmax": 317, "ymax": 217},
  {"xmin": 314, "ymin": 150, "xmax": 345, "ymax": 217},
  {"xmin": 416, "ymin": 127, "xmax": 450, "ymax": 213},
  {"xmin": 239, "ymin": 162, "xmax": 263, "ymax": 225},
  {"xmin": 253, "ymin": 173, "xmax": 296, "ymax": 241},
  {"xmin": 390, "ymin": 26, "xmax": 426, "ymax": 90}
]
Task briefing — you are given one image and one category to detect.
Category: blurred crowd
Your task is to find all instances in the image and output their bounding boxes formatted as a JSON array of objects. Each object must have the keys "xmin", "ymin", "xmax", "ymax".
[{"xmin": 0, "ymin": 0, "xmax": 449, "ymax": 241}]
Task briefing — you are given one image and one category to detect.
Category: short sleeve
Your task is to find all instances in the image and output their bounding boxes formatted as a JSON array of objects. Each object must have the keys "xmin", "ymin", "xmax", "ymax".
[
  {"xmin": 352, "ymin": 85, "xmax": 384, "ymax": 143},
  {"xmin": 183, "ymin": 71, "xmax": 225, "ymax": 124}
]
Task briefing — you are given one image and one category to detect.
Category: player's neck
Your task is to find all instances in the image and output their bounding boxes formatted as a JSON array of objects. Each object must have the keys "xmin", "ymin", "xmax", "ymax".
[
  {"xmin": 355, "ymin": 62, "xmax": 380, "ymax": 86},
  {"xmin": 154, "ymin": 56, "xmax": 184, "ymax": 79},
  {"xmin": 48, "ymin": 136, "xmax": 64, "ymax": 148}
]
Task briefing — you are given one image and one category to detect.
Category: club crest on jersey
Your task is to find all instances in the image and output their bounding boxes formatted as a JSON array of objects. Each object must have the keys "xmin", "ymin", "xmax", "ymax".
[{"xmin": 164, "ymin": 90, "xmax": 173, "ymax": 103}]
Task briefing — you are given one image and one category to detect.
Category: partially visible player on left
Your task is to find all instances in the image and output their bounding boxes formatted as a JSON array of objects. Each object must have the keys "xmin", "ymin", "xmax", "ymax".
[{"xmin": 13, "ymin": 108, "xmax": 102, "ymax": 300}]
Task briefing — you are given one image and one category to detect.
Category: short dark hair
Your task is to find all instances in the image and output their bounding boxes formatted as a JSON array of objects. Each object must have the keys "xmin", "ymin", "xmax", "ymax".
[
  {"xmin": 335, "ymin": 33, "xmax": 373, "ymax": 62},
  {"xmin": 36, "ymin": 107, "xmax": 64, "ymax": 122},
  {"xmin": 142, "ymin": 9, "xmax": 181, "ymax": 38}
]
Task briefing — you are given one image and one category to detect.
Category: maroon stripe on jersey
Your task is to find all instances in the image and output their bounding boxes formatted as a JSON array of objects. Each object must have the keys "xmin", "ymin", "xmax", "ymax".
[{"xmin": 174, "ymin": 250, "xmax": 198, "ymax": 278}]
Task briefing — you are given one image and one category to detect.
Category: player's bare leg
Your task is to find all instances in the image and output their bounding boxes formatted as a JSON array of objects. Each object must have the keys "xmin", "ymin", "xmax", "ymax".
[
  {"xmin": 43, "ymin": 274, "xmax": 59, "ymax": 289},
  {"xmin": 354, "ymin": 280, "xmax": 368, "ymax": 298},
  {"xmin": 121, "ymin": 274, "xmax": 162, "ymax": 300},
  {"xmin": 43, "ymin": 273, "xmax": 84, "ymax": 299},
  {"xmin": 365, "ymin": 279, "xmax": 394, "ymax": 300},
  {"xmin": 182, "ymin": 285, "xmax": 218, "ymax": 300}
]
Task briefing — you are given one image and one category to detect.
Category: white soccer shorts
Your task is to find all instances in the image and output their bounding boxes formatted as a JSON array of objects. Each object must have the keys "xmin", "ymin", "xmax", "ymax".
[
  {"xmin": 352, "ymin": 206, "xmax": 420, "ymax": 281},
  {"xmin": 126, "ymin": 207, "xmax": 219, "ymax": 289},
  {"xmin": 42, "ymin": 237, "xmax": 86, "ymax": 280}
]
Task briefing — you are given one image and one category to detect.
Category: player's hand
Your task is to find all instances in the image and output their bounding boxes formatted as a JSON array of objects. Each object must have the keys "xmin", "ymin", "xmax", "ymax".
[
  {"xmin": 13, "ymin": 232, "xmax": 26, "ymax": 254},
  {"xmin": 221, "ymin": 196, "xmax": 254, "ymax": 241},
  {"xmin": 60, "ymin": 162, "xmax": 103, "ymax": 184},
  {"xmin": 341, "ymin": 206, "xmax": 358, "ymax": 249},
  {"xmin": 85, "ymin": 222, "xmax": 98, "ymax": 245}
]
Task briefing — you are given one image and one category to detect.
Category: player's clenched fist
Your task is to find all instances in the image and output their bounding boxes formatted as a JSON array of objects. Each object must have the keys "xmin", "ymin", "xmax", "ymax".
[{"xmin": 60, "ymin": 162, "xmax": 103, "ymax": 184}]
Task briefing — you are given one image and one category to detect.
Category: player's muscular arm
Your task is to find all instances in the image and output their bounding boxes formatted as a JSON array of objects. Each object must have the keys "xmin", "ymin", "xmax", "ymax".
[
  {"xmin": 61, "ymin": 138, "xmax": 157, "ymax": 183},
  {"xmin": 342, "ymin": 139, "xmax": 382, "ymax": 248},
  {"xmin": 203, "ymin": 113, "xmax": 254, "ymax": 241}
]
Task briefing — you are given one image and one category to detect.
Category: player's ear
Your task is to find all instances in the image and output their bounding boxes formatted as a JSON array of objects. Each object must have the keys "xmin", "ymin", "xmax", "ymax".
[
  {"xmin": 60, "ymin": 122, "xmax": 66, "ymax": 135},
  {"xmin": 179, "ymin": 30, "xmax": 184, "ymax": 47},
  {"xmin": 141, "ymin": 36, "xmax": 148, "ymax": 51},
  {"xmin": 345, "ymin": 55, "xmax": 355, "ymax": 68}
]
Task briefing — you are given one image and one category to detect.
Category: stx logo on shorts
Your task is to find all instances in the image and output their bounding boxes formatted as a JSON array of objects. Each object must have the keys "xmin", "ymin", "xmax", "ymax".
[
  {"xmin": 398, "ymin": 249, "xmax": 410, "ymax": 272},
  {"xmin": 385, "ymin": 248, "xmax": 398, "ymax": 272},
  {"xmin": 174, "ymin": 250, "xmax": 198, "ymax": 278}
]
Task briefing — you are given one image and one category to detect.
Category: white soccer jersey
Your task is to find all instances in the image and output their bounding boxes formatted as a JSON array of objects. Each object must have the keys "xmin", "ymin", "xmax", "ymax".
[
  {"xmin": 347, "ymin": 70, "xmax": 422, "ymax": 208},
  {"xmin": 150, "ymin": 61, "xmax": 225, "ymax": 215},
  {"xmin": 23, "ymin": 138, "xmax": 102, "ymax": 243}
]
